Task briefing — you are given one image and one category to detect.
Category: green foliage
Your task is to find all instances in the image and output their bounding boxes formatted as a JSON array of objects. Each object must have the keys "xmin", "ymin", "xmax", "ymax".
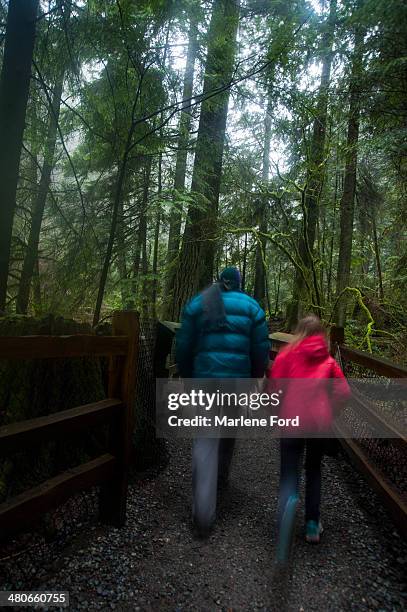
[{"xmin": 0, "ymin": 0, "xmax": 404, "ymax": 360}]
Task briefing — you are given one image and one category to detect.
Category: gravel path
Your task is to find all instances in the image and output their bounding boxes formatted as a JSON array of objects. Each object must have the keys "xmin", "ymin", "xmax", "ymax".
[
  {"xmin": 0, "ymin": 439, "xmax": 401, "ymax": 611},
  {"xmin": 28, "ymin": 438, "xmax": 406, "ymax": 611}
]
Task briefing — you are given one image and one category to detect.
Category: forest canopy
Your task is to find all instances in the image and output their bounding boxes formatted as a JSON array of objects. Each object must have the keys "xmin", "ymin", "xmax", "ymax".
[{"xmin": 0, "ymin": 0, "xmax": 406, "ymax": 359}]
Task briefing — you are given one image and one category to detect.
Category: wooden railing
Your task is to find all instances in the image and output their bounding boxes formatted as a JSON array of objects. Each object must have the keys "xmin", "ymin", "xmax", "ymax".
[
  {"xmin": 332, "ymin": 338, "xmax": 407, "ymax": 538},
  {"xmin": 0, "ymin": 311, "xmax": 139, "ymax": 540},
  {"xmin": 339, "ymin": 345, "xmax": 407, "ymax": 378},
  {"xmin": 269, "ymin": 331, "xmax": 294, "ymax": 359}
]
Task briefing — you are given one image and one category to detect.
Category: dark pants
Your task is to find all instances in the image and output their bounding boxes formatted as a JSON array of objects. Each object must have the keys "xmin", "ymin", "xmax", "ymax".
[
  {"xmin": 277, "ymin": 438, "xmax": 324, "ymax": 525},
  {"xmin": 192, "ymin": 437, "xmax": 235, "ymax": 530}
]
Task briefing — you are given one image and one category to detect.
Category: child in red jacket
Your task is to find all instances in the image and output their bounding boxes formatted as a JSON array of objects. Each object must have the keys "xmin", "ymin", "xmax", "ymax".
[{"xmin": 267, "ymin": 315, "xmax": 350, "ymax": 543}]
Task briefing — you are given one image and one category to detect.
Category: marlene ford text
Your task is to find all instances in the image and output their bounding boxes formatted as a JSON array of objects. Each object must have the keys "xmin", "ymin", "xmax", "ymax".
[{"xmin": 167, "ymin": 415, "xmax": 299, "ymax": 428}]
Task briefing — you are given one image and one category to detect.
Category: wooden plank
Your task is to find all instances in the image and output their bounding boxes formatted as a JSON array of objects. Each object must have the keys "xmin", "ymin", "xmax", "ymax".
[
  {"xmin": 0, "ymin": 454, "xmax": 116, "ymax": 539},
  {"xmin": 269, "ymin": 332, "xmax": 294, "ymax": 344},
  {"xmin": 0, "ymin": 399, "xmax": 123, "ymax": 457},
  {"xmin": 160, "ymin": 320, "xmax": 181, "ymax": 334},
  {"xmin": 340, "ymin": 345, "xmax": 407, "ymax": 378},
  {"xmin": 333, "ymin": 424, "xmax": 407, "ymax": 539},
  {"xmin": 100, "ymin": 311, "xmax": 139, "ymax": 527},
  {"xmin": 0, "ymin": 334, "xmax": 129, "ymax": 360},
  {"xmin": 269, "ymin": 332, "xmax": 293, "ymax": 356}
]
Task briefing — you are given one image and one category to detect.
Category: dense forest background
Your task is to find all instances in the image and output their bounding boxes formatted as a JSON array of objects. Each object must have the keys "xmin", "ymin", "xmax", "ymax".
[{"xmin": 0, "ymin": 0, "xmax": 406, "ymax": 360}]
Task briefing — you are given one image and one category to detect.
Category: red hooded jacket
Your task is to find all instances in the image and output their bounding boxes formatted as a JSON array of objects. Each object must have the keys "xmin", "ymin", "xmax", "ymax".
[{"xmin": 267, "ymin": 335, "xmax": 351, "ymax": 433}]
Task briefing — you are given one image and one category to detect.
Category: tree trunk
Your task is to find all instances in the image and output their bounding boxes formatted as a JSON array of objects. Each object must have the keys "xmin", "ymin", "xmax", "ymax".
[
  {"xmin": 254, "ymin": 91, "xmax": 273, "ymax": 309},
  {"xmin": 327, "ymin": 157, "xmax": 340, "ymax": 302},
  {"xmin": 32, "ymin": 256, "xmax": 41, "ymax": 314},
  {"xmin": 274, "ymin": 262, "xmax": 282, "ymax": 314},
  {"xmin": 335, "ymin": 23, "xmax": 365, "ymax": 326},
  {"xmin": 16, "ymin": 71, "xmax": 64, "ymax": 314},
  {"xmin": 151, "ymin": 151, "xmax": 162, "ymax": 316},
  {"xmin": 93, "ymin": 143, "xmax": 133, "ymax": 326},
  {"xmin": 371, "ymin": 208, "xmax": 384, "ymax": 300},
  {"xmin": 287, "ymin": 0, "xmax": 336, "ymax": 327},
  {"xmin": 356, "ymin": 191, "xmax": 370, "ymax": 277},
  {"xmin": 0, "ymin": 0, "xmax": 39, "ymax": 311},
  {"xmin": 319, "ymin": 190, "xmax": 327, "ymax": 292},
  {"xmin": 359, "ymin": 165, "xmax": 385, "ymax": 301},
  {"xmin": 127, "ymin": 158, "xmax": 151, "ymax": 311},
  {"xmin": 140, "ymin": 200, "xmax": 149, "ymax": 318},
  {"xmin": 116, "ymin": 196, "xmax": 128, "ymax": 308},
  {"xmin": 151, "ymin": 211, "xmax": 160, "ymax": 315},
  {"xmin": 172, "ymin": 0, "xmax": 239, "ymax": 320},
  {"xmin": 162, "ymin": 18, "xmax": 198, "ymax": 320},
  {"xmin": 241, "ymin": 232, "xmax": 248, "ymax": 292},
  {"xmin": 133, "ymin": 209, "xmax": 147, "ymax": 295}
]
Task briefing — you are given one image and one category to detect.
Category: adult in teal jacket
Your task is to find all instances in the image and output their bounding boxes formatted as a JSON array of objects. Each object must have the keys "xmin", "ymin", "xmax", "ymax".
[
  {"xmin": 176, "ymin": 268, "xmax": 269, "ymax": 379},
  {"xmin": 175, "ymin": 267, "xmax": 269, "ymax": 537}
]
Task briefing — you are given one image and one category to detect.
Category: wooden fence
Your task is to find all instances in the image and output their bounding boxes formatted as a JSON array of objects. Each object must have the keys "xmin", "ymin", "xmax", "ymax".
[
  {"xmin": 0, "ymin": 311, "xmax": 139, "ymax": 540},
  {"xmin": 332, "ymin": 338, "xmax": 407, "ymax": 539}
]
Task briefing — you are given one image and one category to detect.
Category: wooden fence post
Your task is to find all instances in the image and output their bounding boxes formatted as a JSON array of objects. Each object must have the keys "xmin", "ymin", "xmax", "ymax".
[
  {"xmin": 329, "ymin": 325, "xmax": 344, "ymax": 356},
  {"xmin": 154, "ymin": 321, "xmax": 175, "ymax": 378},
  {"xmin": 99, "ymin": 310, "xmax": 139, "ymax": 527}
]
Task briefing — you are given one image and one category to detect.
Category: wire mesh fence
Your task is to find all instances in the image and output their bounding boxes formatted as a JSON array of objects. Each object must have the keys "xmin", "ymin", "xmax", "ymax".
[
  {"xmin": 336, "ymin": 346, "xmax": 407, "ymax": 503},
  {"xmin": 132, "ymin": 318, "xmax": 169, "ymax": 473}
]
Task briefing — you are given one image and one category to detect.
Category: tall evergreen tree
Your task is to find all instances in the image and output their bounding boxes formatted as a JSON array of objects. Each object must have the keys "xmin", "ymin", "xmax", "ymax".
[
  {"xmin": 0, "ymin": 0, "xmax": 39, "ymax": 311},
  {"xmin": 335, "ymin": 17, "xmax": 365, "ymax": 326},
  {"xmin": 163, "ymin": 15, "xmax": 198, "ymax": 321},
  {"xmin": 173, "ymin": 0, "xmax": 240, "ymax": 319},
  {"xmin": 288, "ymin": 0, "xmax": 337, "ymax": 327}
]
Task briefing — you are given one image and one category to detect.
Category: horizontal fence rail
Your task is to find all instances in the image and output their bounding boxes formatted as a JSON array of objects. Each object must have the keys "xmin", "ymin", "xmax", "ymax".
[
  {"xmin": 339, "ymin": 345, "xmax": 407, "ymax": 379},
  {"xmin": 0, "ymin": 334, "xmax": 129, "ymax": 360},
  {"xmin": 0, "ymin": 311, "xmax": 139, "ymax": 541},
  {"xmin": 0, "ymin": 455, "xmax": 116, "ymax": 536},
  {"xmin": 0, "ymin": 399, "xmax": 123, "ymax": 458}
]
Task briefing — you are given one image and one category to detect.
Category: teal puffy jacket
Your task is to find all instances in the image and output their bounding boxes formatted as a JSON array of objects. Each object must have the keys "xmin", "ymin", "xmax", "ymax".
[{"xmin": 176, "ymin": 290, "xmax": 270, "ymax": 378}]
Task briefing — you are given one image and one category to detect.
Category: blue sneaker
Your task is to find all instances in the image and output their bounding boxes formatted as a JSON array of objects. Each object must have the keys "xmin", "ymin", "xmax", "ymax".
[
  {"xmin": 305, "ymin": 520, "xmax": 323, "ymax": 543},
  {"xmin": 276, "ymin": 494, "xmax": 299, "ymax": 564}
]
